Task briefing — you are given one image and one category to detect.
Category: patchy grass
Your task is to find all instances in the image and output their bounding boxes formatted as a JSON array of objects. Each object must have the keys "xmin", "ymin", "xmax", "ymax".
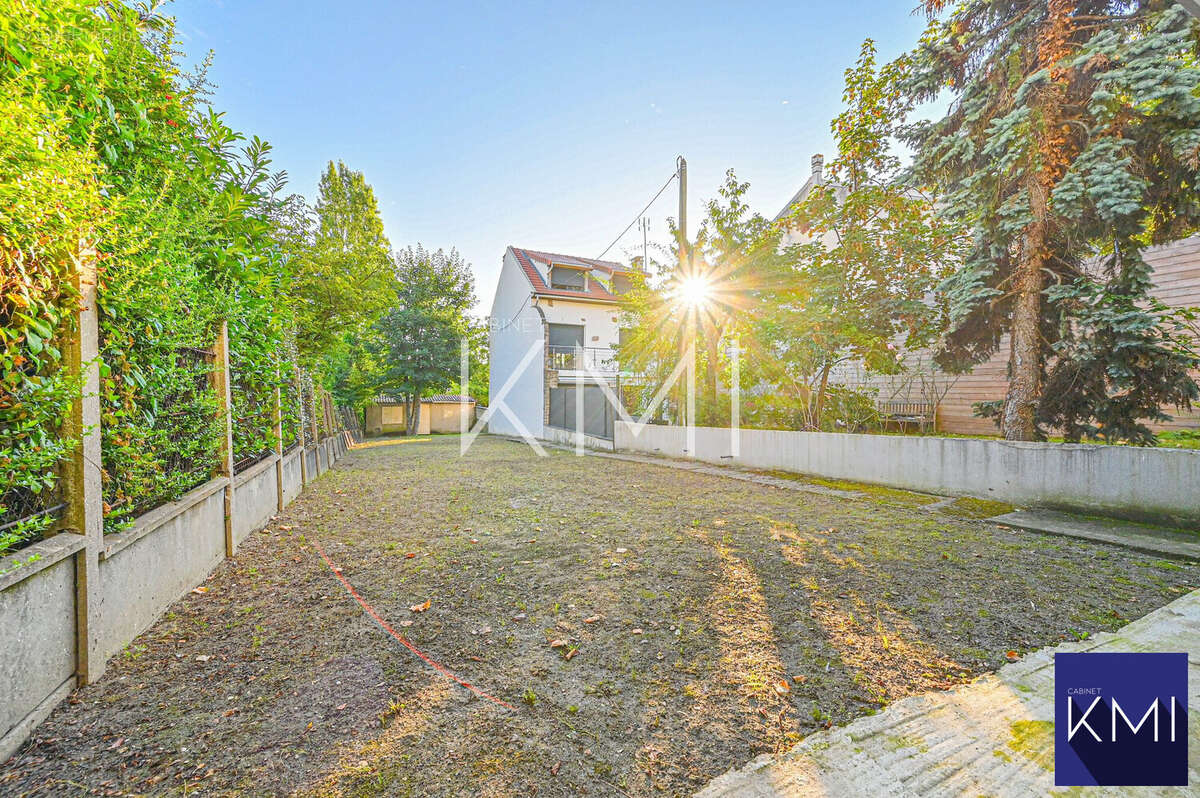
[
  {"xmin": 940, "ymin": 496, "xmax": 1015, "ymax": 519},
  {"xmin": 2, "ymin": 436, "xmax": 1195, "ymax": 797}
]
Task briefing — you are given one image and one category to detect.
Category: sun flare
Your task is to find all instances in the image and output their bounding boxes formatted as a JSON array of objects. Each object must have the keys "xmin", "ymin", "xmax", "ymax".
[{"xmin": 677, "ymin": 275, "xmax": 712, "ymax": 308}]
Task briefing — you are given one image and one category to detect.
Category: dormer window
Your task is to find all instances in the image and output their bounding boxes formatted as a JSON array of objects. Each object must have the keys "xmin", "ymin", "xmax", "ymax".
[
  {"xmin": 611, "ymin": 274, "xmax": 632, "ymax": 295},
  {"xmin": 550, "ymin": 265, "xmax": 586, "ymax": 291}
]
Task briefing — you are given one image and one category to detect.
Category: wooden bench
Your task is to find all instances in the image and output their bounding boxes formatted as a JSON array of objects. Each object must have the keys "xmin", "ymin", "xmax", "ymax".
[{"xmin": 877, "ymin": 400, "xmax": 935, "ymax": 433}]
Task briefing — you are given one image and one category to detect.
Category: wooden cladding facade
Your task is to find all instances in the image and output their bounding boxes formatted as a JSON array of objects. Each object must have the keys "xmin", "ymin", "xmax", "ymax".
[{"xmin": 848, "ymin": 235, "xmax": 1200, "ymax": 435}]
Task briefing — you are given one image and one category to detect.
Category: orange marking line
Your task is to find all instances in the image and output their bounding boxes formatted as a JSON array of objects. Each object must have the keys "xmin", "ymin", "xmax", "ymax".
[{"xmin": 312, "ymin": 540, "xmax": 515, "ymax": 711}]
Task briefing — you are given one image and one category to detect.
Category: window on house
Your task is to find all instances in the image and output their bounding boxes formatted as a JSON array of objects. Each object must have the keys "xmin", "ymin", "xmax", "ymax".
[
  {"xmin": 611, "ymin": 274, "xmax": 632, "ymax": 295},
  {"xmin": 548, "ymin": 324, "xmax": 584, "ymax": 349},
  {"xmin": 550, "ymin": 266, "xmax": 586, "ymax": 291}
]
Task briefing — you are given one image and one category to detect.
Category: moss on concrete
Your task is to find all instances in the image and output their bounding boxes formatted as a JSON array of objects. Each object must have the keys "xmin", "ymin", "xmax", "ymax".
[{"xmin": 1007, "ymin": 720, "xmax": 1054, "ymax": 771}]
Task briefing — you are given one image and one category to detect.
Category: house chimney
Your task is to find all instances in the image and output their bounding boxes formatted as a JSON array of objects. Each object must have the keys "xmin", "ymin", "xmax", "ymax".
[{"xmin": 811, "ymin": 153, "xmax": 824, "ymax": 181}]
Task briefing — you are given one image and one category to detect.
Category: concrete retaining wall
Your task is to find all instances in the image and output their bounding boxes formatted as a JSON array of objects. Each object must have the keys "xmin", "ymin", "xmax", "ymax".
[
  {"xmin": 281, "ymin": 448, "xmax": 302, "ymax": 505},
  {"xmin": 0, "ymin": 538, "xmax": 80, "ymax": 759},
  {"xmin": 95, "ymin": 479, "xmax": 227, "ymax": 664},
  {"xmin": 233, "ymin": 456, "xmax": 280, "ymax": 544},
  {"xmin": 615, "ymin": 423, "xmax": 1200, "ymax": 527},
  {"xmin": 542, "ymin": 425, "xmax": 615, "ymax": 452},
  {"xmin": 0, "ymin": 435, "xmax": 348, "ymax": 762}
]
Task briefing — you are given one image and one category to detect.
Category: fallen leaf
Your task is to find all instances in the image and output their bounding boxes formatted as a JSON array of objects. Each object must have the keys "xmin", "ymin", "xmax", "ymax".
[
  {"xmin": 279, "ymin": 525, "xmax": 293, "ymax": 531},
  {"xmin": 631, "ymin": 628, "xmax": 643, "ymax": 635},
  {"xmin": 583, "ymin": 615, "xmax": 602, "ymax": 624},
  {"xmin": 1005, "ymin": 650, "xmax": 1019, "ymax": 661},
  {"xmin": 405, "ymin": 552, "xmax": 416, "ymax": 559},
  {"xmin": 195, "ymin": 655, "xmax": 211, "ymax": 662},
  {"xmin": 469, "ymin": 538, "xmax": 479, "ymax": 544},
  {"xmin": 398, "ymin": 620, "xmax": 413, "ymax": 627},
  {"xmin": 615, "ymin": 548, "xmax": 628, "ymax": 554},
  {"xmin": 335, "ymin": 703, "xmax": 347, "ymax": 711},
  {"xmin": 549, "ymin": 639, "xmax": 568, "ymax": 648},
  {"xmin": 792, "ymin": 674, "xmax": 807, "ymax": 684},
  {"xmin": 410, "ymin": 600, "xmax": 431, "ymax": 613},
  {"xmin": 223, "ymin": 709, "xmax": 236, "ymax": 717},
  {"xmin": 773, "ymin": 680, "xmax": 790, "ymax": 695},
  {"xmin": 564, "ymin": 648, "xmax": 578, "ymax": 661},
  {"xmin": 191, "ymin": 587, "xmax": 208, "ymax": 595},
  {"xmin": 550, "ymin": 761, "xmax": 561, "ymax": 776}
]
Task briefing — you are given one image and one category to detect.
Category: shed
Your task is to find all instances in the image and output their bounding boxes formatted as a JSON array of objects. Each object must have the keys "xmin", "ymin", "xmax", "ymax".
[{"xmin": 364, "ymin": 394, "xmax": 476, "ymax": 436}]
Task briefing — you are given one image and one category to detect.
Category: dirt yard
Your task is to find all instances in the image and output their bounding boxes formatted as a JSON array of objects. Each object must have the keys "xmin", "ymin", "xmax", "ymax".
[{"xmin": 2, "ymin": 436, "xmax": 1196, "ymax": 797}]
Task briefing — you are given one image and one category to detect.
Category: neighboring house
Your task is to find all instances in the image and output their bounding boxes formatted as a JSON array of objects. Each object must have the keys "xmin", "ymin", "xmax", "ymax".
[
  {"xmin": 774, "ymin": 155, "xmax": 1200, "ymax": 435},
  {"xmin": 488, "ymin": 246, "xmax": 640, "ymax": 444},
  {"xmin": 364, "ymin": 394, "xmax": 476, "ymax": 436}
]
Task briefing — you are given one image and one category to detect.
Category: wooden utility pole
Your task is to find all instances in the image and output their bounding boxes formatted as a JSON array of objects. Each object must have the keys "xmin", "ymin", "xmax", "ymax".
[
  {"xmin": 676, "ymin": 155, "xmax": 690, "ymax": 430},
  {"xmin": 295, "ymin": 367, "xmax": 308, "ymax": 485},
  {"xmin": 211, "ymin": 322, "xmax": 235, "ymax": 557},
  {"xmin": 272, "ymin": 368, "xmax": 284, "ymax": 512},
  {"xmin": 61, "ymin": 245, "xmax": 103, "ymax": 684},
  {"xmin": 676, "ymin": 155, "xmax": 687, "ymax": 261}
]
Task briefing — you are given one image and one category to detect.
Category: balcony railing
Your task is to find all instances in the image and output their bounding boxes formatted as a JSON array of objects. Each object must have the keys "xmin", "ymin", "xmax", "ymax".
[{"xmin": 548, "ymin": 345, "xmax": 618, "ymax": 372}]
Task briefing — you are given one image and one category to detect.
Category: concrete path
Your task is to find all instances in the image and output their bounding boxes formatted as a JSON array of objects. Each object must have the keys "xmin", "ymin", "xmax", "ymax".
[
  {"xmin": 696, "ymin": 588, "xmax": 1200, "ymax": 798},
  {"xmin": 991, "ymin": 509, "xmax": 1200, "ymax": 562}
]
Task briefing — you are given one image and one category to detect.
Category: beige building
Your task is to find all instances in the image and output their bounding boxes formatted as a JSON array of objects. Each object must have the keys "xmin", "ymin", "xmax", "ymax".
[{"xmin": 364, "ymin": 395, "xmax": 476, "ymax": 436}]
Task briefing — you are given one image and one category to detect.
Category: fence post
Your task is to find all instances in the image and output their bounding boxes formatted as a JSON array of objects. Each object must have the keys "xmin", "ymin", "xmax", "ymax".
[
  {"xmin": 211, "ymin": 321, "xmax": 235, "ymax": 557},
  {"xmin": 273, "ymin": 368, "xmax": 284, "ymax": 512},
  {"xmin": 310, "ymin": 380, "xmax": 322, "ymax": 473},
  {"xmin": 295, "ymin": 367, "xmax": 308, "ymax": 486},
  {"xmin": 61, "ymin": 246, "xmax": 104, "ymax": 685}
]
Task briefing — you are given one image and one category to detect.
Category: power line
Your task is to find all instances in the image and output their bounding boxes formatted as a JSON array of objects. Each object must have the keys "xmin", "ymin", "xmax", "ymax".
[{"xmin": 595, "ymin": 171, "xmax": 678, "ymax": 261}]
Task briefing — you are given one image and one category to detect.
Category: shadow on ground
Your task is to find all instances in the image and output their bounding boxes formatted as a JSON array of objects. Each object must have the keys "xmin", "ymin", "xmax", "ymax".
[{"xmin": 2, "ymin": 436, "xmax": 1195, "ymax": 797}]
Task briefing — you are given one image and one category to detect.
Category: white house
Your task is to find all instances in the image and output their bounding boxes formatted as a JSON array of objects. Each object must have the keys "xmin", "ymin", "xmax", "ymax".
[{"xmin": 488, "ymin": 246, "xmax": 639, "ymax": 445}]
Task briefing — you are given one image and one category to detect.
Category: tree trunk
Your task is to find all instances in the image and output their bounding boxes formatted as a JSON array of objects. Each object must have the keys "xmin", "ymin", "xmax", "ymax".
[
  {"xmin": 1001, "ymin": 0, "xmax": 1074, "ymax": 441},
  {"xmin": 406, "ymin": 393, "xmax": 422, "ymax": 436},
  {"xmin": 1003, "ymin": 178, "xmax": 1049, "ymax": 441},
  {"xmin": 812, "ymin": 361, "xmax": 833, "ymax": 431}
]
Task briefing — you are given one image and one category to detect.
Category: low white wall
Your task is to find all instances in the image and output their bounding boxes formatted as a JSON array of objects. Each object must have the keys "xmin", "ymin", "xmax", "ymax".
[
  {"xmin": 281, "ymin": 448, "xmax": 302, "ymax": 505},
  {"xmin": 95, "ymin": 479, "xmax": 227, "ymax": 665},
  {"xmin": 1, "ymin": 436, "xmax": 349, "ymax": 761},
  {"xmin": 234, "ymin": 456, "xmax": 279, "ymax": 544},
  {"xmin": 0, "ymin": 539, "xmax": 79, "ymax": 759},
  {"xmin": 542, "ymin": 425, "xmax": 615, "ymax": 452},
  {"xmin": 615, "ymin": 423, "xmax": 1200, "ymax": 527}
]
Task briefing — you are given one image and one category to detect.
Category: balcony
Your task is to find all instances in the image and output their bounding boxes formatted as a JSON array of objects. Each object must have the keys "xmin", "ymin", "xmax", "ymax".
[{"xmin": 548, "ymin": 345, "xmax": 618, "ymax": 375}]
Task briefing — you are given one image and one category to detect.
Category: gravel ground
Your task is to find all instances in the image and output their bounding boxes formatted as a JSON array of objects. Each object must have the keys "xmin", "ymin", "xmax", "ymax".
[{"xmin": 2, "ymin": 435, "xmax": 1195, "ymax": 797}]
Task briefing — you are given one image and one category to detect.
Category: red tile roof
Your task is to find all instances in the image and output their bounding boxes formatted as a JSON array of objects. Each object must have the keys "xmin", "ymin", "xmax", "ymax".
[{"xmin": 509, "ymin": 246, "xmax": 641, "ymax": 302}]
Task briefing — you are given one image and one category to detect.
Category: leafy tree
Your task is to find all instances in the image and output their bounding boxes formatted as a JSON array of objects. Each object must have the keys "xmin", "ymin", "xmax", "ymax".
[
  {"xmin": 367, "ymin": 246, "xmax": 476, "ymax": 434},
  {"xmin": 288, "ymin": 161, "xmax": 394, "ymax": 364},
  {"xmin": 905, "ymin": 1, "xmax": 1200, "ymax": 442},
  {"xmin": 767, "ymin": 40, "xmax": 965, "ymax": 429},
  {"xmin": 619, "ymin": 171, "xmax": 783, "ymax": 426}
]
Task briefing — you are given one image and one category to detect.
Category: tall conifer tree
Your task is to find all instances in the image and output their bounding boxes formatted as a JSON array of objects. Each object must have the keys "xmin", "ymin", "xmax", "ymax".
[{"xmin": 906, "ymin": 1, "xmax": 1200, "ymax": 441}]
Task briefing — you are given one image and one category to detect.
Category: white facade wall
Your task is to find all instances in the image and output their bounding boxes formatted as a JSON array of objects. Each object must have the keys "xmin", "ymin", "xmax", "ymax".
[
  {"xmin": 488, "ymin": 250, "xmax": 546, "ymax": 438},
  {"xmin": 489, "ymin": 248, "xmax": 629, "ymax": 437},
  {"xmin": 537, "ymin": 297, "xmax": 623, "ymax": 354}
]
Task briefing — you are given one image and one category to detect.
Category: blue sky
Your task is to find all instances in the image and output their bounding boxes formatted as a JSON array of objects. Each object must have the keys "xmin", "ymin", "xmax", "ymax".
[{"xmin": 171, "ymin": 0, "xmax": 932, "ymax": 314}]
